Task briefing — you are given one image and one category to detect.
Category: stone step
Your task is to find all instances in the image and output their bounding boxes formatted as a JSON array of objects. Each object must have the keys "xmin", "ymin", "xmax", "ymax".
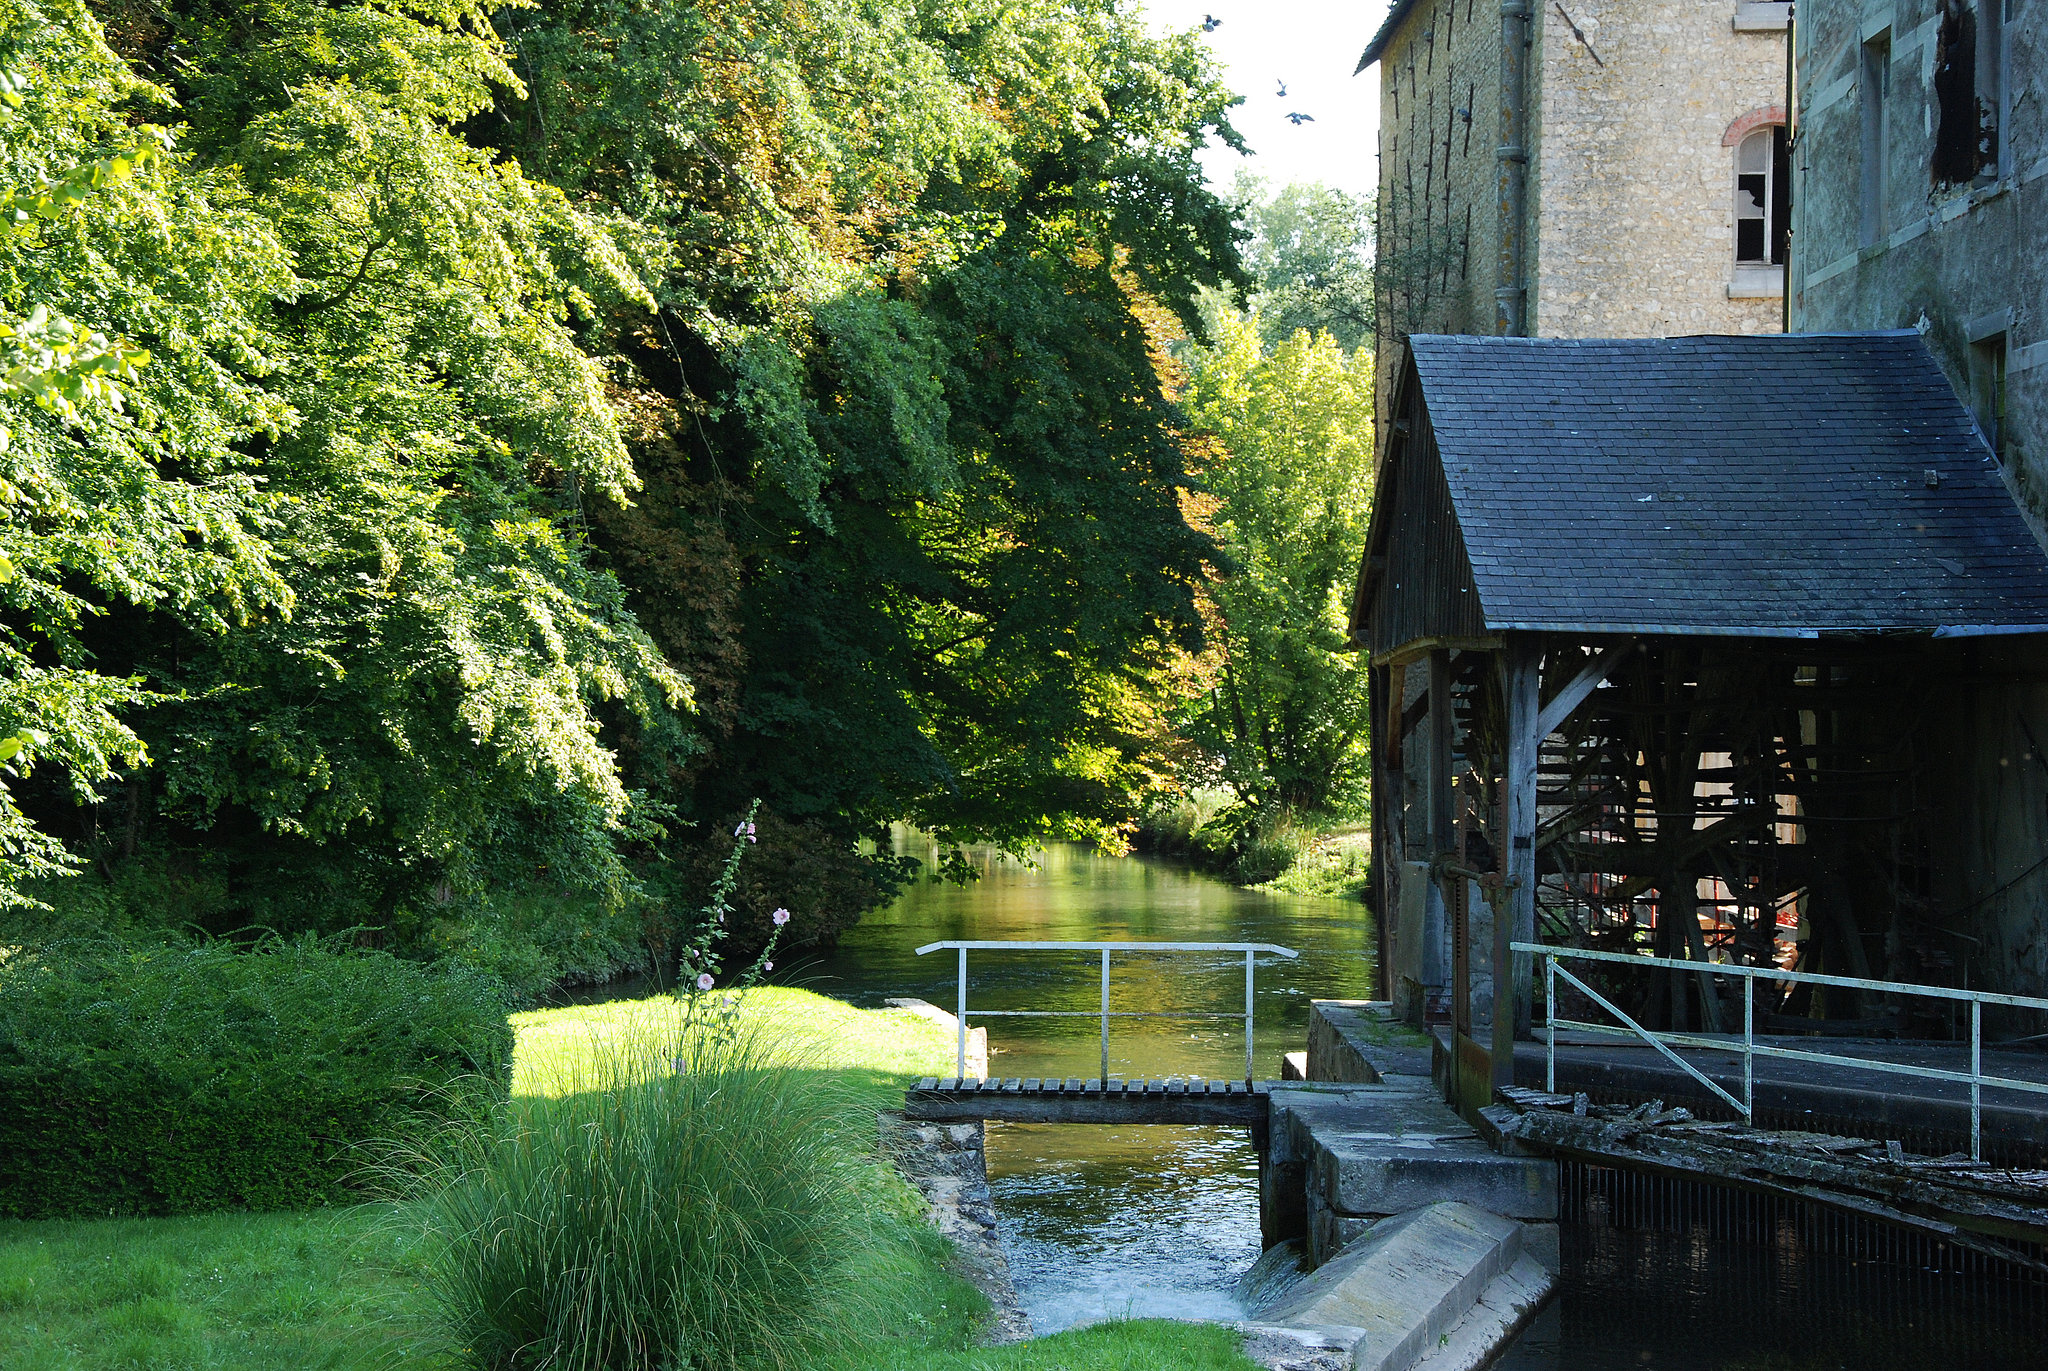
[
  {"xmin": 1271, "ymin": 1085, "xmax": 1559, "ymax": 1242},
  {"xmin": 1250, "ymin": 1201, "xmax": 1553, "ymax": 1371}
]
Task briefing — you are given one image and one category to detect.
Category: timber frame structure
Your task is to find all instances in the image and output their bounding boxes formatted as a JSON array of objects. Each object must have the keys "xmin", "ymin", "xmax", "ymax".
[{"xmin": 1352, "ymin": 332, "xmax": 2048, "ymax": 1115}]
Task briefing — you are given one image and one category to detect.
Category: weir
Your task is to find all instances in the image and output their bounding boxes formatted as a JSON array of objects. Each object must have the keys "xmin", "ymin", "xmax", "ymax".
[
  {"xmin": 897, "ymin": 944, "xmax": 2048, "ymax": 1369},
  {"xmin": 898, "ymin": 942, "xmax": 1567, "ymax": 1371}
]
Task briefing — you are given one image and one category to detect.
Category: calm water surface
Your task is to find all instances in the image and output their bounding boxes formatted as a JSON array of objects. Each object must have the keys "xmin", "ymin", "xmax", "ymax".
[
  {"xmin": 658, "ymin": 838, "xmax": 2048, "ymax": 1359},
  {"xmin": 793, "ymin": 837, "xmax": 1376, "ymax": 1332}
]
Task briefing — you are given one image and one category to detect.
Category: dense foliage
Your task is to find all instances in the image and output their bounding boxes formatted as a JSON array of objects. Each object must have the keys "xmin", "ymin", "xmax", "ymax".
[
  {"xmin": 1179, "ymin": 312, "xmax": 1373, "ymax": 816},
  {"xmin": 1142, "ymin": 182, "xmax": 1376, "ymax": 875},
  {"xmin": 1226, "ymin": 179, "xmax": 1375, "ymax": 351},
  {"xmin": 0, "ymin": 0, "xmax": 1245, "ymax": 969},
  {"xmin": 0, "ymin": 937, "xmax": 512, "ymax": 1217}
]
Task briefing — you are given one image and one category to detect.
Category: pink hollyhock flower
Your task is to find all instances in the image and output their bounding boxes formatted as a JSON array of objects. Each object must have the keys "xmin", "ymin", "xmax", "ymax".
[
  {"xmin": 697, "ymin": 973, "xmax": 715, "ymax": 991},
  {"xmin": 772, "ymin": 908, "xmax": 791, "ymax": 926},
  {"xmin": 763, "ymin": 961, "xmax": 774, "ymax": 972}
]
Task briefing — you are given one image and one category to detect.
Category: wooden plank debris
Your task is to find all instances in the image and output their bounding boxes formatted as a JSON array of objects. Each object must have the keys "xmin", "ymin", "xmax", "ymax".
[{"xmin": 1486, "ymin": 1092, "xmax": 2048, "ymax": 1270}]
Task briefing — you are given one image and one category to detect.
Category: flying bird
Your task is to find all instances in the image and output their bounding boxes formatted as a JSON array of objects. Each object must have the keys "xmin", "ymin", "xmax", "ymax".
[
  {"xmin": 1201, "ymin": 13, "xmax": 1220, "ymax": 30},
  {"xmin": 1275, "ymin": 80, "xmax": 1288, "ymax": 98},
  {"xmin": 1285, "ymin": 111, "xmax": 1315, "ymax": 125}
]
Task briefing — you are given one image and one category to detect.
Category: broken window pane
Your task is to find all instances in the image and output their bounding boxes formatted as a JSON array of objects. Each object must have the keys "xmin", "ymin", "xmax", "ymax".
[
  {"xmin": 1735, "ymin": 128, "xmax": 1785, "ymax": 266},
  {"xmin": 1932, "ymin": 0, "xmax": 1997, "ymax": 185}
]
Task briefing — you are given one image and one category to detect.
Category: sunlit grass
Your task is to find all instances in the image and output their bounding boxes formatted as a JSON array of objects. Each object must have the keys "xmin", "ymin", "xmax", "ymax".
[
  {"xmin": 510, "ymin": 986, "xmax": 956, "ymax": 1096},
  {"xmin": 0, "ymin": 1206, "xmax": 440, "ymax": 1371},
  {"xmin": 0, "ymin": 987, "xmax": 1262, "ymax": 1370}
]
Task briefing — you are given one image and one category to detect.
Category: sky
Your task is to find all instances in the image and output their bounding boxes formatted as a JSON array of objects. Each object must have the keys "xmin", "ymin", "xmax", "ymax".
[{"xmin": 1143, "ymin": 0, "xmax": 1391, "ymax": 200}]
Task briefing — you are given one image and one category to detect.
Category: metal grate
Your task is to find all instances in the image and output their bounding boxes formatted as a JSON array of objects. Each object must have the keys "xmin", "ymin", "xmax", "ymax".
[{"xmin": 1559, "ymin": 1158, "xmax": 2048, "ymax": 1282}]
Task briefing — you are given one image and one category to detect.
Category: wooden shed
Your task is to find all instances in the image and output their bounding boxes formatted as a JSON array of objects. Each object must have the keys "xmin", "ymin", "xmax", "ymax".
[{"xmin": 1351, "ymin": 332, "xmax": 2048, "ymax": 1109}]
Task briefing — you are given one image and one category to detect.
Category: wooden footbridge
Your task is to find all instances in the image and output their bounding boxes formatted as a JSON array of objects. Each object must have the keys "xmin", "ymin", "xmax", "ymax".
[{"xmin": 905, "ymin": 1076, "xmax": 1274, "ymax": 1126}]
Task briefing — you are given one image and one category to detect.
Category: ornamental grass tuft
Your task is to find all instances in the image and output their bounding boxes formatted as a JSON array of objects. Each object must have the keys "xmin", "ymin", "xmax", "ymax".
[{"xmin": 395, "ymin": 1019, "xmax": 876, "ymax": 1371}]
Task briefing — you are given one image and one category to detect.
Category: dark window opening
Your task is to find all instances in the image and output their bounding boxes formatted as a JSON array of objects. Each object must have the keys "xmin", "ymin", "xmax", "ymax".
[
  {"xmin": 1933, "ymin": 0, "xmax": 2000, "ymax": 186},
  {"xmin": 1972, "ymin": 333, "xmax": 2008, "ymax": 462},
  {"xmin": 1736, "ymin": 127, "xmax": 1789, "ymax": 265},
  {"xmin": 1861, "ymin": 37, "xmax": 1889, "ymax": 244}
]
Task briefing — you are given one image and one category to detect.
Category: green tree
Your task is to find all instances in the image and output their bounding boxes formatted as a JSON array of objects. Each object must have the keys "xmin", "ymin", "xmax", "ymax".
[
  {"xmin": 0, "ymin": 11, "xmax": 288, "ymax": 902},
  {"xmin": 7, "ymin": 0, "xmax": 688, "ymax": 928},
  {"xmin": 1178, "ymin": 311, "xmax": 1374, "ymax": 818},
  {"xmin": 1228, "ymin": 178, "xmax": 1374, "ymax": 350},
  {"xmin": 3, "ymin": 0, "xmax": 1249, "ymax": 960}
]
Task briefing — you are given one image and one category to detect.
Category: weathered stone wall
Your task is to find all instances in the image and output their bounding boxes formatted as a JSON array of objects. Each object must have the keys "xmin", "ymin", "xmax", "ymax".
[
  {"xmin": 1373, "ymin": 0, "xmax": 1505, "ymax": 421},
  {"xmin": 1790, "ymin": 0, "xmax": 2048, "ymax": 528},
  {"xmin": 1530, "ymin": 0, "xmax": 1789, "ymax": 336},
  {"xmin": 1792, "ymin": 0, "xmax": 2048, "ymax": 1000}
]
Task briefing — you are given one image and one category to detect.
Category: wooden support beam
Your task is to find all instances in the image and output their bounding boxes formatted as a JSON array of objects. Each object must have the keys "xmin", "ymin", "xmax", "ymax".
[
  {"xmin": 1535, "ymin": 640, "xmax": 1634, "ymax": 739},
  {"xmin": 1374, "ymin": 634, "xmax": 1504, "ymax": 669},
  {"xmin": 1500, "ymin": 639, "xmax": 1541, "ymax": 1075},
  {"xmin": 1428, "ymin": 648, "xmax": 1455, "ymax": 856},
  {"xmin": 1384, "ymin": 661, "xmax": 1409, "ymax": 767}
]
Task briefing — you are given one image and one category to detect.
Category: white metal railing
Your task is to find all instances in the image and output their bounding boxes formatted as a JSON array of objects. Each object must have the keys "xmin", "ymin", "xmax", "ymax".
[
  {"xmin": 913, "ymin": 940, "xmax": 1299, "ymax": 1083},
  {"xmin": 1515, "ymin": 942, "xmax": 2048, "ymax": 1161}
]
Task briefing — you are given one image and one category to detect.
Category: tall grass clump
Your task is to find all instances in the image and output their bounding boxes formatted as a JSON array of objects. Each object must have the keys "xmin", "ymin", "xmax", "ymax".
[
  {"xmin": 395, "ymin": 801, "xmax": 865, "ymax": 1370},
  {"xmin": 399, "ymin": 1024, "xmax": 874, "ymax": 1371}
]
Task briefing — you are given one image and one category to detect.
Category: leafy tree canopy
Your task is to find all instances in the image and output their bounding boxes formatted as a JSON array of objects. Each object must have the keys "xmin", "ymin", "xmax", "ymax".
[
  {"xmin": 1176, "ymin": 309, "xmax": 1374, "ymax": 820},
  {"xmin": 1215, "ymin": 177, "xmax": 1374, "ymax": 351},
  {"xmin": 0, "ymin": 0, "xmax": 1246, "ymax": 966}
]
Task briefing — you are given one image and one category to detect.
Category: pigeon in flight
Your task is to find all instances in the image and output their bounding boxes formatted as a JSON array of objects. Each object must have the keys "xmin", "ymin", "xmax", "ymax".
[
  {"xmin": 1201, "ymin": 13, "xmax": 1220, "ymax": 30},
  {"xmin": 1285, "ymin": 111, "xmax": 1315, "ymax": 125}
]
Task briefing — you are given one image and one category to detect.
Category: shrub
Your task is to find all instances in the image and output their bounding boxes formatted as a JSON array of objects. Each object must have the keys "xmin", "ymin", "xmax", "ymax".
[
  {"xmin": 655, "ymin": 809, "xmax": 909, "ymax": 969},
  {"xmin": 0, "ymin": 936, "xmax": 512, "ymax": 1218},
  {"xmin": 431, "ymin": 884, "xmax": 655, "ymax": 1002},
  {"xmin": 397, "ymin": 1023, "xmax": 879, "ymax": 1371}
]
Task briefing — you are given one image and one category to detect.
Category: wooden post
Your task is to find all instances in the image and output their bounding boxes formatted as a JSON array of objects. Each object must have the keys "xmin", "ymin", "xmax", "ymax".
[
  {"xmin": 1428, "ymin": 649, "xmax": 1454, "ymax": 856},
  {"xmin": 1499, "ymin": 639, "xmax": 1541, "ymax": 1085},
  {"xmin": 1428, "ymin": 647, "xmax": 1456, "ymax": 1039},
  {"xmin": 1374, "ymin": 662, "xmax": 1404, "ymax": 1001}
]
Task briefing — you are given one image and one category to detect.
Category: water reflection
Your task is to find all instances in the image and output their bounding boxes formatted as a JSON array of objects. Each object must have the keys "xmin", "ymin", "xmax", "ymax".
[{"xmin": 797, "ymin": 836, "xmax": 1377, "ymax": 1332}]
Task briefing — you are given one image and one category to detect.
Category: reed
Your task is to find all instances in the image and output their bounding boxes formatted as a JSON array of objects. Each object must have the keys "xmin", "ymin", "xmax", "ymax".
[{"xmin": 395, "ymin": 1020, "xmax": 875, "ymax": 1371}]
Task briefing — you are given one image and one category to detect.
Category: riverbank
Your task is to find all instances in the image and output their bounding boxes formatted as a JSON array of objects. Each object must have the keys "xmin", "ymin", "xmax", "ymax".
[
  {"xmin": 1133, "ymin": 797, "xmax": 1372, "ymax": 902},
  {"xmin": 0, "ymin": 988, "xmax": 1270, "ymax": 1371}
]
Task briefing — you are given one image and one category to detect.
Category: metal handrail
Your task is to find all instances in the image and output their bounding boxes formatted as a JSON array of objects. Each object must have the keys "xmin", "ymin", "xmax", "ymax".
[
  {"xmin": 1514, "ymin": 941, "xmax": 2048, "ymax": 1161},
  {"xmin": 914, "ymin": 940, "xmax": 1300, "ymax": 1083}
]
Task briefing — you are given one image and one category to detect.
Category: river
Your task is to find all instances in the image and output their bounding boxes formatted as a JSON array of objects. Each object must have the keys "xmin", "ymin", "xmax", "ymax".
[
  {"xmin": 758, "ymin": 839, "xmax": 2047, "ymax": 1364},
  {"xmin": 794, "ymin": 835, "xmax": 1372, "ymax": 1332}
]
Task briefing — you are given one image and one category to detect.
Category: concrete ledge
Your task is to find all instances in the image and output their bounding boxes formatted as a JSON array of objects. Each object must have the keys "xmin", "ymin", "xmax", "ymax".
[
  {"xmin": 1411, "ymin": 1253, "xmax": 1556, "ymax": 1371},
  {"xmin": 1309, "ymin": 1001, "xmax": 1434, "ymax": 1082},
  {"xmin": 1314, "ymin": 1137, "xmax": 1559, "ymax": 1225},
  {"xmin": 1256, "ymin": 1201, "xmax": 1543, "ymax": 1371},
  {"xmin": 1272, "ymin": 1084, "xmax": 1560, "ymax": 1240}
]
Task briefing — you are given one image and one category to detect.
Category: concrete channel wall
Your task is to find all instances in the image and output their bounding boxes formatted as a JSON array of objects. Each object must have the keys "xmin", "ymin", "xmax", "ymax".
[{"xmin": 1238, "ymin": 1001, "xmax": 1561, "ymax": 1371}]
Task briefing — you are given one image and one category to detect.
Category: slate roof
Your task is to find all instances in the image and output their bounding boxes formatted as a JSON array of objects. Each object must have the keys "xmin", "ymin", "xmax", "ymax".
[
  {"xmin": 1400, "ymin": 330, "xmax": 2048, "ymax": 638},
  {"xmin": 1357, "ymin": 0, "xmax": 1422, "ymax": 71}
]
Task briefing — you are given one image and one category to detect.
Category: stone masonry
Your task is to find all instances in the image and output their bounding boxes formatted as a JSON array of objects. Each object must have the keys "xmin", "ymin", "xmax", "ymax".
[
  {"xmin": 1791, "ymin": 0, "xmax": 2048, "ymax": 1002},
  {"xmin": 1365, "ymin": 0, "xmax": 1788, "ymax": 416}
]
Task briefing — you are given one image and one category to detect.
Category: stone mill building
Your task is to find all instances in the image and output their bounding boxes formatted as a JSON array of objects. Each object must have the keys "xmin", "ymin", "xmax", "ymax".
[{"xmin": 1360, "ymin": 0, "xmax": 1793, "ymax": 408}]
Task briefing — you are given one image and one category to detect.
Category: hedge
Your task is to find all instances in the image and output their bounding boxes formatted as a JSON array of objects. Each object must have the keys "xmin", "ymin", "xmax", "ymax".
[{"xmin": 0, "ymin": 936, "xmax": 513, "ymax": 1218}]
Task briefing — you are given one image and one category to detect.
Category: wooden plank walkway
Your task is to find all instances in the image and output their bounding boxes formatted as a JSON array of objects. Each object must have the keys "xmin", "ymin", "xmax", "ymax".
[{"xmin": 904, "ymin": 1077, "xmax": 1274, "ymax": 1126}]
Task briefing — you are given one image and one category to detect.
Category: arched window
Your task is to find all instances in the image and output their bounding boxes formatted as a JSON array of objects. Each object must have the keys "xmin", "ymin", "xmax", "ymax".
[{"xmin": 1735, "ymin": 126, "xmax": 1790, "ymax": 266}]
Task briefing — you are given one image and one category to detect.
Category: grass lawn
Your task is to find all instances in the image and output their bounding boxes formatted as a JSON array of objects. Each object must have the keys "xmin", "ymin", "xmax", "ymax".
[{"xmin": 0, "ymin": 987, "xmax": 1265, "ymax": 1371}]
